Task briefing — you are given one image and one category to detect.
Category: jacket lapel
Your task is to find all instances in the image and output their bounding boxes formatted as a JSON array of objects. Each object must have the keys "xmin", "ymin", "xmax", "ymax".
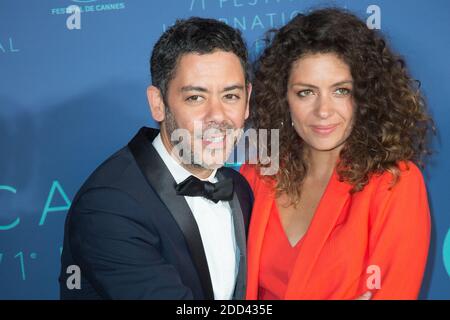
[
  {"xmin": 217, "ymin": 169, "xmax": 247, "ymax": 299},
  {"xmin": 128, "ymin": 127, "xmax": 214, "ymax": 300},
  {"xmin": 284, "ymin": 169, "xmax": 352, "ymax": 298},
  {"xmin": 246, "ymin": 169, "xmax": 352, "ymax": 299},
  {"xmin": 246, "ymin": 177, "xmax": 275, "ymax": 299}
]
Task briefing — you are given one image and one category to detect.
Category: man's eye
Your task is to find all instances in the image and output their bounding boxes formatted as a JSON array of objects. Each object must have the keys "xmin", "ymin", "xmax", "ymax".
[
  {"xmin": 334, "ymin": 88, "xmax": 351, "ymax": 96},
  {"xmin": 186, "ymin": 95, "xmax": 203, "ymax": 102},
  {"xmin": 224, "ymin": 94, "xmax": 240, "ymax": 100},
  {"xmin": 297, "ymin": 90, "xmax": 314, "ymax": 97}
]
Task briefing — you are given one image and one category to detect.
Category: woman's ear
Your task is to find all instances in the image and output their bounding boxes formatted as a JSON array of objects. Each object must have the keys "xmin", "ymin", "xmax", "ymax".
[{"xmin": 147, "ymin": 85, "xmax": 165, "ymax": 122}]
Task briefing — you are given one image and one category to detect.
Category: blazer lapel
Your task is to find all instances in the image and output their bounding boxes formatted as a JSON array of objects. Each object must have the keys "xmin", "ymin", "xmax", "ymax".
[
  {"xmin": 128, "ymin": 127, "xmax": 214, "ymax": 300},
  {"xmin": 217, "ymin": 169, "xmax": 247, "ymax": 299},
  {"xmin": 284, "ymin": 169, "xmax": 352, "ymax": 299},
  {"xmin": 246, "ymin": 177, "xmax": 275, "ymax": 299}
]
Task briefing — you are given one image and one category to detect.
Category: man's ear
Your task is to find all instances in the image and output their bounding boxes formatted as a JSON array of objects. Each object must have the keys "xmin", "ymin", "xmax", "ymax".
[
  {"xmin": 147, "ymin": 85, "xmax": 165, "ymax": 122},
  {"xmin": 244, "ymin": 83, "xmax": 252, "ymax": 120}
]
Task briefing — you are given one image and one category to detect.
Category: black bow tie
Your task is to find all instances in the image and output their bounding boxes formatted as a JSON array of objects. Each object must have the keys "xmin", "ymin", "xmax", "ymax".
[{"xmin": 175, "ymin": 175, "xmax": 234, "ymax": 203}]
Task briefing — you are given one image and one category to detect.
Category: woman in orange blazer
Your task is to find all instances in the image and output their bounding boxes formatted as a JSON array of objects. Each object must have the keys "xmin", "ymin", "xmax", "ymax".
[{"xmin": 242, "ymin": 8, "xmax": 434, "ymax": 300}]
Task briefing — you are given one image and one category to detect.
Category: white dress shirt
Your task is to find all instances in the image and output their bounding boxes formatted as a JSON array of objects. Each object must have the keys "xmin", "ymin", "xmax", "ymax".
[{"xmin": 152, "ymin": 133, "xmax": 237, "ymax": 300}]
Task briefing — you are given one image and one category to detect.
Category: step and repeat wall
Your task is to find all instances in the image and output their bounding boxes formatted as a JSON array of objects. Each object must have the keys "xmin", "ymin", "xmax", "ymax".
[{"xmin": 1, "ymin": 0, "xmax": 449, "ymax": 299}]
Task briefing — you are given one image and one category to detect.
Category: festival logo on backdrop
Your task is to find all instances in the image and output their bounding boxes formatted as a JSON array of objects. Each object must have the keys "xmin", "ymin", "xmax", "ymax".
[{"xmin": 50, "ymin": 0, "xmax": 127, "ymax": 30}]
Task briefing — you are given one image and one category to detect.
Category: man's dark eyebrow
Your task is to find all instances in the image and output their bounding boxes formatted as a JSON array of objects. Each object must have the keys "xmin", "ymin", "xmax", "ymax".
[
  {"xmin": 180, "ymin": 85, "xmax": 245, "ymax": 93},
  {"xmin": 223, "ymin": 85, "xmax": 244, "ymax": 92},
  {"xmin": 181, "ymin": 86, "xmax": 208, "ymax": 92}
]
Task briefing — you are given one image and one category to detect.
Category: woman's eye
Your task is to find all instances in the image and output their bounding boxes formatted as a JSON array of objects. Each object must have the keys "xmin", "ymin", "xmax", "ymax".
[
  {"xmin": 297, "ymin": 90, "xmax": 314, "ymax": 97},
  {"xmin": 334, "ymin": 88, "xmax": 351, "ymax": 96}
]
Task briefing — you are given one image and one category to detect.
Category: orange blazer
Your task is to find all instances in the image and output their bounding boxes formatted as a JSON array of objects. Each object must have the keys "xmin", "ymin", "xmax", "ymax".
[{"xmin": 241, "ymin": 161, "xmax": 431, "ymax": 300}]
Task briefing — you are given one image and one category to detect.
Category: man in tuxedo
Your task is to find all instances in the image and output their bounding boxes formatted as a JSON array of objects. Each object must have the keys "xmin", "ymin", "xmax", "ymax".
[{"xmin": 59, "ymin": 17, "xmax": 253, "ymax": 300}]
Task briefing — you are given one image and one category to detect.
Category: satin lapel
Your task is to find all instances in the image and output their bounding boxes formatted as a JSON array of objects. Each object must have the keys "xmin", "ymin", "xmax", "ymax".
[
  {"xmin": 284, "ymin": 169, "xmax": 352, "ymax": 299},
  {"xmin": 128, "ymin": 127, "xmax": 214, "ymax": 300},
  {"xmin": 246, "ymin": 178, "xmax": 276, "ymax": 299},
  {"xmin": 216, "ymin": 169, "xmax": 247, "ymax": 299}
]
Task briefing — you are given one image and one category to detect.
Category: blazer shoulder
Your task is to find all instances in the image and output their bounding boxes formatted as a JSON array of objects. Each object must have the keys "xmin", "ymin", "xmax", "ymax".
[
  {"xmin": 398, "ymin": 160, "xmax": 424, "ymax": 179},
  {"xmin": 78, "ymin": 146, "xmax": 141, "ymax": 191},
  {"xmin": 373, "ymin": 160, "xmax": 426, "ymax": 191},
  {"xmin": 68, "ymin": 147, "xmax": 160, "ymax": 235},
  {"xmin": 71, "ymin": 145, "xmax": 154, "ymax": 216},
  {"xmin": 368, "ymin": 160, "xmax": 429, "ymax": 224}
]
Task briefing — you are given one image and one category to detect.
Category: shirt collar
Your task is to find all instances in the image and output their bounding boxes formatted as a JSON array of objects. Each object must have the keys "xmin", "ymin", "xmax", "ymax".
[{"xmin": 152, "ymin": 133, "xmax": 217, "ymax": 184}]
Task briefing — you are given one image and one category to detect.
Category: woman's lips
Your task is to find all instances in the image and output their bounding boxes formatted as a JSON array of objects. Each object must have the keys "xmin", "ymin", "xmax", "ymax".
[{"xmin": 310, "ymin": 124, "xmax": 339, "ymax": 135}]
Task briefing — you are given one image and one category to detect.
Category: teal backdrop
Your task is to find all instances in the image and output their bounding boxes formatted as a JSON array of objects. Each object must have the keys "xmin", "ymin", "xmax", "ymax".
[{"xmin": 0, "ymin": 0, "xmax": 449, "ymax": 299}]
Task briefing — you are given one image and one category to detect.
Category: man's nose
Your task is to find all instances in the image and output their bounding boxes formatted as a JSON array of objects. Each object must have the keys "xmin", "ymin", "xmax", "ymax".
[{"xmin": 205, "ymin": 96, "xmax": 226, "ymax": 123}]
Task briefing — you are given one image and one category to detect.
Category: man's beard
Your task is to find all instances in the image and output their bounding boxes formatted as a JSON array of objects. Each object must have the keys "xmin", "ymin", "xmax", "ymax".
[{"xmin": 163, "ymin": 105, "xmax": 239, "ymax": 170}]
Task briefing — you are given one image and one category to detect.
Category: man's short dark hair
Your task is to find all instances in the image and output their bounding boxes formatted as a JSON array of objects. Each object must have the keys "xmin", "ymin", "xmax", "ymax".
[{"xmin": 150, "ymin": 17, "xmax": 250, "ymax": 98}]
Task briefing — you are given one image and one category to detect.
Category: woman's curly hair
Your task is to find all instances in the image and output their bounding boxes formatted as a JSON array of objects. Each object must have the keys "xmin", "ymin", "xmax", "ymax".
[{"xmin": 251, "ymin": 8, "xmax": 434, "ymax": 203}]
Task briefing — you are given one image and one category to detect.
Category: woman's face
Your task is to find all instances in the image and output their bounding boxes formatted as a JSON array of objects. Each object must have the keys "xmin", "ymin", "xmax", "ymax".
[{"xmin": 287, "ymin": 53, "xmax": 355, "ymax": 152}]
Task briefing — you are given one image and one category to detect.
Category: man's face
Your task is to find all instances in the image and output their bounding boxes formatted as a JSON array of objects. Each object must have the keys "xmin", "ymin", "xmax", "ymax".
[{"xmin": 154, "ymin": 50, "xmax": 251, "ymax": 170}]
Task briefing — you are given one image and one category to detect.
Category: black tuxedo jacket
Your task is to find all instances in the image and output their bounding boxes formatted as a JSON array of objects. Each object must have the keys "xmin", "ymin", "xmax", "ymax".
[{"xmin": 59, "ymin": 127, "xmax": 253, "ymax": 299}]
